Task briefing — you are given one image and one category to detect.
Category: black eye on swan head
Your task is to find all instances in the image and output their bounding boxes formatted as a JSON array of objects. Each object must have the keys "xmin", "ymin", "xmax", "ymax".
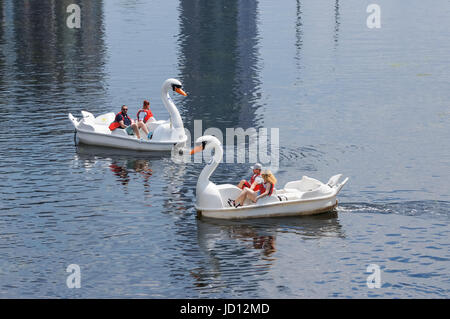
[{"xmin": 171, "ymin": 83, "xmax": 187, "ymax": 96}]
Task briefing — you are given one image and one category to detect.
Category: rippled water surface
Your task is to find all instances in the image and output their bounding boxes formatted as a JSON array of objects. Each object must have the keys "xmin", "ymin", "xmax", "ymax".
[{"xmin": 0, "ymin": 0, "xmax": 449, "ymax": 298}]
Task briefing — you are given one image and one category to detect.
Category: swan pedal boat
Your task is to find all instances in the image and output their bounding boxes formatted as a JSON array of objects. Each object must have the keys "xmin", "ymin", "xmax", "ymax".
[
  {"xmin": 68, "ymin": 79, "xmax": 188, "ymax": 152},
  {"xmin": 192, "ymin": 136, "xmax": 349, "ymax": 220}
]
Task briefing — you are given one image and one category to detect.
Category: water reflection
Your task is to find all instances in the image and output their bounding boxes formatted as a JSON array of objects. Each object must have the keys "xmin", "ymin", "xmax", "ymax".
[
  {"xmin": 109, "ymin": 160, "xmax": 152, "ymax": 186},
  {"xmin": 0, "ymin": 2, "xmax": 5, "ymax": 94},
  {"xmin": 74, "ymin": 144, "xmax": 156, "ymax": 188},
  {"xmin": 177, "ymin": 0, "xmax": 262, "ymax": 131},
  {"xmin": 0, "ymin": 0, "xmax": 106, "ymax": 115},
  {"xmin": 76, "ymin": 143, "xmax": 167, "ymax": 159},
  {"xmin": 334, "ymin": 0, "xmax": 340, "ymax": 48},
  {"xmin": 197, "ymin": 211, "xmax": 344, "ymax": 247},
  {"xmin": 161, "ymin": 161, "xmax": 192, "ymax": 215},
  {"xmin": 175, "ymin": 0, "xmax": 265, "ymax": 218},
  {"xmin": 193, "ymin": 211, "xmax": 344, "ymax": 291},
  {"xmin": 294, "ymin": 0, "xmax": 303, "ymax": 78}
]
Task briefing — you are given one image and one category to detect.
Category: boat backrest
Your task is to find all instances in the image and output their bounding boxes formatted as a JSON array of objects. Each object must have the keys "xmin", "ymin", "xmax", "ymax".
[
  {"xmin": 216, "ymin": 184, "xmax": 242, "ymax": 206},
  {"xmin": 326, "ymin": 174, "xmax": 342, "ymax": 187},
  {"xmin": 81, "ymin": 111, "xmax": 95, "ymax": 120},
  {"xmin": 146, "ymin": 119, "xmax": 166, "ymax": 133}
]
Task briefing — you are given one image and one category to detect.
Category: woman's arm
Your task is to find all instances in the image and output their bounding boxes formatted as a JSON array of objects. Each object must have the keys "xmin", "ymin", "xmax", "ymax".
[
  {"xmin": 255, "ymin": 183, "xmax": 273, "ymax": 202},
  {"xmin": 255, "ymin": 188, "xmax": 269, "ymax": 202}
]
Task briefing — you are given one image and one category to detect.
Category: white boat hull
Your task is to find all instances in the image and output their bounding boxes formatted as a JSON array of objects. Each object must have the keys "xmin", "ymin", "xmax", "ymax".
[
  {"xmin": 69, "ymin": 111, "xmax": 187, "ymax": 152},
  {"xmin": 196, "ymin": 195, "xmax": 338, "ymax": 220},
  {"xmin": 76, "ymin": 128, "xmax": 186, "ymax": 151},
  {"xmin": 191, "ymin": 135, "xmax": 349, "ymax": 220},
  {"xmin": 69, "ymin": 78, "xmax": 189, "ymax": 153}
]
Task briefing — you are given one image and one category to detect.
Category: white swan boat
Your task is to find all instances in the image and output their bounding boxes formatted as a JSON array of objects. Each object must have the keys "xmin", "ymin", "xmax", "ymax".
[
  {"xmin": 68, "ymin": 78, "xmax": 188, "ymax": 152},
  {"xmin": 191, "ymin": 135, "xmax": 349, "ymax": 219}
]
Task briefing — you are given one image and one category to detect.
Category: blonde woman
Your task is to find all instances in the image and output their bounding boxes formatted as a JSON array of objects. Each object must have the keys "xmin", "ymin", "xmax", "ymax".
[{"xmin": 228, "ymin": 170, "xmax": 277, "ymax": 208}]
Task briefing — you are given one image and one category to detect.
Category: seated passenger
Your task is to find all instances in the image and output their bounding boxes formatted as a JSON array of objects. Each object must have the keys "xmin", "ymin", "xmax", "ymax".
[
  {"xmin": 109, "ymin": 105, "xmax": 141, "ymax": 138},
  {"xmin": 136, "ymin": 100, "xmax": 155, "ymax": 139},
  {"xmin": 237, "ymin": 163, "xmax": 262, "ymax": 191},
  {"xmin": 229, "ymin": 169, "xmax": 277, "ymax": 208}
]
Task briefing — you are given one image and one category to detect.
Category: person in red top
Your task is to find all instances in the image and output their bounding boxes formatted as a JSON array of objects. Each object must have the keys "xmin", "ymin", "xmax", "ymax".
[
  {"xmin": 229, "ymin": 169, "xmax": 276, "ymax": 208},
  {"xmin": 237, "ymin": 163, "xmax": 262, "ymax": 191},
  {"xmin": 109, "ymin": 105, "xmax": 141, "ymax": 138},
  {"xmin": 136, "ymin": 100, "xmax": 155, "ymax": 139}
]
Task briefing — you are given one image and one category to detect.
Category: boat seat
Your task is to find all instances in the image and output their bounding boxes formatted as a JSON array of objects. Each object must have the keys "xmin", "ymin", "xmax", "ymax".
[
  {"xmin": 147, "ymin": 119, "xmax": 166, "ymax": 131},
  {"xmin": 216, "ymin": 184, "xmax": 242, "ymax": 206},
  {"xmin": 277, "ymin": 191, "xmax": 301, "ymax": 201},
  {"xmin": 300, "ymin": 188, "xmax": 328, "ymax": 199},
  {"xmin": 276, "ymin": 188, "xmax": 298, "ymax": 194},
  {"xmin": 254, "ymin": 195, "xmax": 279, "ymax": 205},
  {"xmin": 284, "ymin": 176, "xmax": 322, "ymax": 192}
]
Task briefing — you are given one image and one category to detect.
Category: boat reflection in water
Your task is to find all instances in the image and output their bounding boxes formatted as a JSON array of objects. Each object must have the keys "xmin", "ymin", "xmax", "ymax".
[
  {"xmin": 109, "ymin": 160, "xmax": 152, "ymax": 186},
  {"xmin": 191, "ymin": 211, "xmax": 345, "ymax": 291},
  {"xmin": 73, "ymin": 144, "xmax": 191, "ymax": 209},
  {"xmin": 73, "ymin": 144, "xmax": 157, "ymax": 187},
  {"xmin": 74, "ymin": 142, "xmax": 169, "ymax": 159}
]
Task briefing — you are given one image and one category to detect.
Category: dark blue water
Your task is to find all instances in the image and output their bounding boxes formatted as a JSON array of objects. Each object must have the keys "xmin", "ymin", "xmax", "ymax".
[{"xmin": 0, "ymin": 0, "xmax": 449, "ymax": 298}]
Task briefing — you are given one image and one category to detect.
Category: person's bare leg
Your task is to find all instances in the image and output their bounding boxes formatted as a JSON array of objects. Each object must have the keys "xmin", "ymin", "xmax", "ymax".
[
  {"xmin": 246, "ymin": 188, "xmax": 258, "ymax": 202},
  {"xmin": 236, "ymin": 188, "xmax": 256, "ymax": 206},
  {"xmin": 138, "ymin": 121, "xmax": 149, "ymax": 136},
  {"xmin": 246, "ymin": 190, "xmax": 257, "ymax": 203},
  {"xmin": 235, "ymin": 189, "xmax": 248, "ymax": 206},
  {"xmin": 131, "ymin": 123, "xmax": 140, "ymax": 139}
]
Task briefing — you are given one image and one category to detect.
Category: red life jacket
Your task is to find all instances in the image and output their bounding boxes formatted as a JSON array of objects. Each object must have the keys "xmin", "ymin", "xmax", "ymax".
[
  {"xmin": 250, "ymin": 173, "xmax": 260, "ymax": 184},
  {"xmin": 254, "ymin": 183, "xmax": 264, "ymax": 192},
  {"xmin": 240, "ymin": 173, "xmax": 263, "ymax": 190},
  {"xmin": 266, "ymin": 182, "xmax": 274, "ymax": 196},
  {"xmin": 109, "ymin": 112, "xmax": 131, "ymax": 131},
  {"xmin": 137, "ymin": 109, "xmax": 154, "ymax": 123},
  {"xmin": 259, "ymin": 182, "xmax": 274, "ymax": 196},
  {"xmin": 250, "ymin": 173, "xmax": 262, "ymax": 191}
]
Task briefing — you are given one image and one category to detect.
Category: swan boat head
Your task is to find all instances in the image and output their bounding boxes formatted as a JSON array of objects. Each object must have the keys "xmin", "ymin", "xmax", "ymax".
[
  {"xmin": 162, "ymin": 78, "xmax": 187, "ymax": 97},
  {"xmin": 190, "ymin": 135, "xmax": 222, "ymax": 156},
  {"xmin": 191, "ymin": 135, "xmax": 236, "ymax": 210},
  {"xmin": 160, "ymin": 78, "xmax": 187, "ymax": 131},
  {"xmin": 142, "ymin": 78, "xmax": 188, "ymax": 146}
]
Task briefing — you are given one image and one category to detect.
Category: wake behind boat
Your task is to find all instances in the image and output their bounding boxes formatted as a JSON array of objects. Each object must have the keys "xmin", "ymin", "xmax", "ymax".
[
  {"xmin": 191, "ymin": 135, "xmax": 349, "ymax": 219},
  {"xmin": 68, "ymin": 78, "xmax": 188, "ymax": 152}
]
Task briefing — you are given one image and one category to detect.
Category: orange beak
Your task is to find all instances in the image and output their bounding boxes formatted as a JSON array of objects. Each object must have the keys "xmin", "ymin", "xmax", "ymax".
[
  {"xmin": 190, "ymin": 145, "xmax": 203, "ymax": 155},
  {"xmin": 175, "ymin": 87, "xmax": 187, "ymax": 96}
]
